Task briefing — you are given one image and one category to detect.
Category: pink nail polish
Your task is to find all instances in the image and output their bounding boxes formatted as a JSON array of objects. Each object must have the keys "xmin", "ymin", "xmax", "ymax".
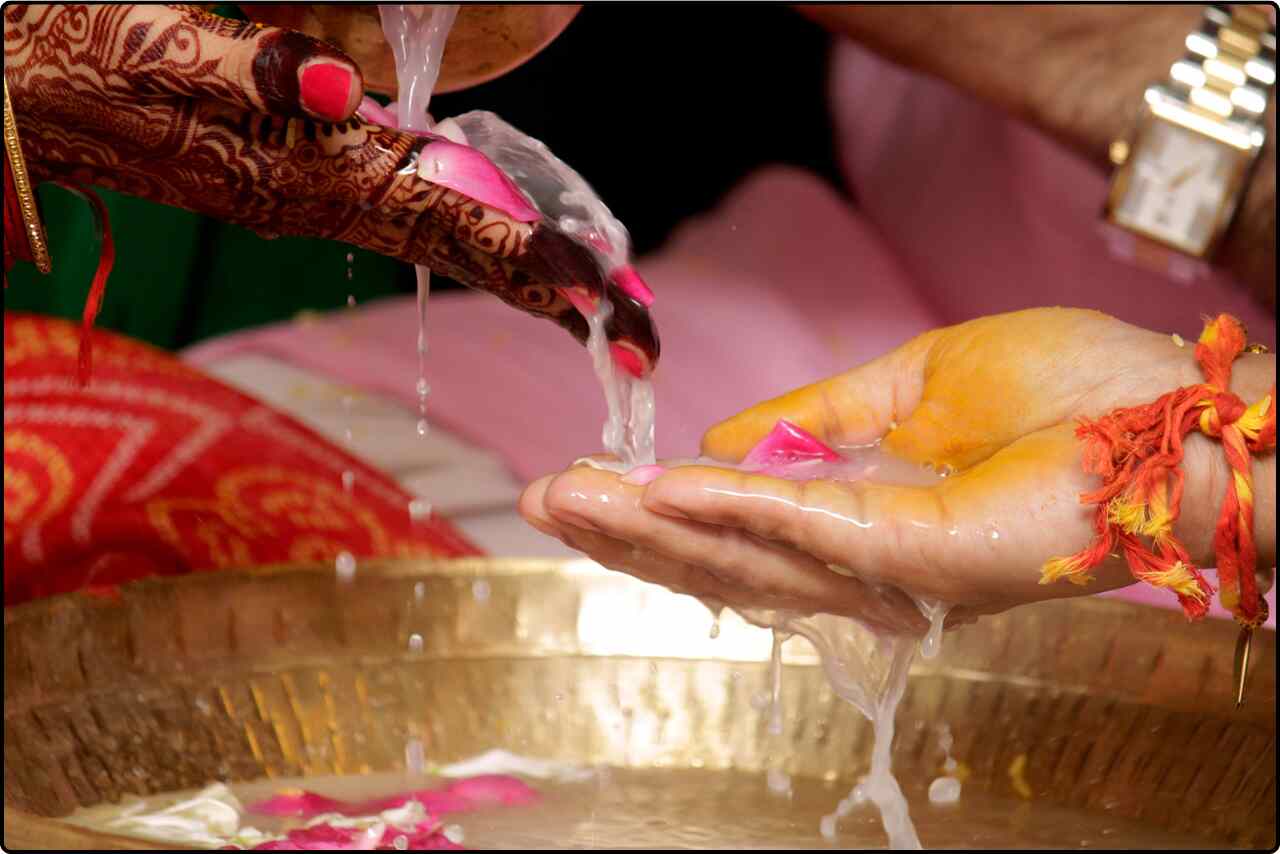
[
  {"xmin": 622, "ymin": 465, "xmax": 666, "ymax": 486},
  {"xmin": 612, "ymin": 265, "xmax": 655, "ymax": 307},
  {"xmin": 300, "ymin": 63, "xmax": 354, "ymax": 121},
  {"xmin": 609, "ymin": 343, "xmax": 646, "ymax": 378}
]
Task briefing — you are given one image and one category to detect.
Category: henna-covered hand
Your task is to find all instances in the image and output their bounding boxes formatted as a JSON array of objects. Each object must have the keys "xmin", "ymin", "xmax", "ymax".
[{"xmin": 3, "ymin": 4, "xmax": 658, "ymax": 373}]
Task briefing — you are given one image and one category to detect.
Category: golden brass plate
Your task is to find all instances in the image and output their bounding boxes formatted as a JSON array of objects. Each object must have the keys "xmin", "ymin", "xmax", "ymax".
[{"xmin": 3, "ymin": 559, "xmax": 1275, "ymax": 848}]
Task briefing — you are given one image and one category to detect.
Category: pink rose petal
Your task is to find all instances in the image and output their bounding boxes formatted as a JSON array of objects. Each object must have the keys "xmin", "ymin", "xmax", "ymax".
[
  {"xmin": 356, "ymin": 97, "xmax": 399, "ymax": 128},
  {"xmin": 417, "ymin": 139, "xmax": 540, "ymax": 222},
  {"xmin": 741, "ymin": 420, "xmax": 843, "ymax": 473},
  {"xmin": 354, "ymin": 789, "xmax": 471, "ymax": 816},
  {"xmin": 248, "ymin": 789, "xmax": 346, "ymax": 818},
  {"xmin": 443, "ymin": 774, "xmax": 539, "ymax": 806},
  {"xmin": 621, "ymin": 464, "xmax": 666, "ymax": 486}
]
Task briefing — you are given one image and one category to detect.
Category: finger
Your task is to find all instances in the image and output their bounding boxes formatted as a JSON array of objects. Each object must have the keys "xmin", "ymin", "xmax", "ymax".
[
  {"xmin": 641, "ymin": 465, "xmax": 961, "ymax": 598},
  {"xmin": 541, "ymin": 467, "xmax": 928, "ymax": 629},
  {"xmin": 389, "ymin": 137, "xmax": 660, "ymax": 376},
  {"xmin": 549, "ymin": 518, "xmax": 907, "ymax": 635},
  {"xmin": 700, "ymin": 332, "xmax": 938, "ymax": 462},
  {"xmin": 22, "ymin": 85, "xmax": 660, "ymax": 372},
  {"xmin": 648, "ymin": 431, "xmax": 1137, "ymax": 605},
  {"xmin": 521, "ymin": 475, "xmax": 750, "ymax": 602},
  {"xmin": 115, "ymin": 5, "xmax": 362, "ymax": 121}
]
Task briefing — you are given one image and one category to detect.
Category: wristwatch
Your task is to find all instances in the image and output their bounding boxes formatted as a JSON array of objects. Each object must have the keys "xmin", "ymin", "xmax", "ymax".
[{"xmin": 1102, "ymin": 4, "xmax": 1276, "ymax": 282}]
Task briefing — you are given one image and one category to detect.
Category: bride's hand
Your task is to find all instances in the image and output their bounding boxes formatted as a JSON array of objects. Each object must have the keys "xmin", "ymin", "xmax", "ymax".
[{"xmin": 5, "ymin": 4, "xmax": 658, "ymax": 372}]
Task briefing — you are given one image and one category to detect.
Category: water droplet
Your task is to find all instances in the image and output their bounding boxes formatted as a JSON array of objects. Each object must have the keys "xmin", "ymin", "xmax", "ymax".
[
  {"xmin": 346, "ymin": 252, "xmax": 355, "ymax": 264},
  {"xmin": 928, "ymin": 776, "xmax": 962, "ymax": 805},
  {"xmin": 416, "ymin": 419, "xmax": 429, "ymax": 437},
  {"xmin": 414, "ymin": 581, "xmax": 426, "ymax": 600},
  {"xmin": 334, "ymin": 551, "xmax": 357, "ymax": 582},
  {"xmin": 408, "ymin": 498, "xmax": 432, "ymax": 521},
  {"xmin": 341, "ymin": 470, "xmax": 355, "ymax": 493},
  {"xmin": 766, "ymin": 769, "xmax": 792, "ymax": 798},
  {"xmin": 471, "ymin": 579, "xmax": 491, "ymax": 602},
  {"xmin": 937, "ymin": 723, "xmax": 954, "ymax": 756},
  {"xmin": 408, "ymin": 632, "xmax": 424, "ymax": 654},
  {"xmin": 819, "ymin": 815, "xmax": 837, "ymax": 840},
  {"xmin": 709, "ymin": 616, "xmax": 720, "ymax": 639},
  {"xmin": 393, "ymin": 835, "xmax": 408, "ymax": 850},
  {"xmin": 404, "ymin": 738, "xmax": 425, "ymax": 775},
  {"xmin": 415, "ymin": 378, "xmax": 430, "ymax": 397}
]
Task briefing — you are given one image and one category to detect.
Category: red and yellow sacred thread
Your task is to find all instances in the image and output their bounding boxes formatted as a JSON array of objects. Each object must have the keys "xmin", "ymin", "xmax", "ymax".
[{"xmin": 1041, "ymin": 314, "xmax": 1275, "ymax": 626}]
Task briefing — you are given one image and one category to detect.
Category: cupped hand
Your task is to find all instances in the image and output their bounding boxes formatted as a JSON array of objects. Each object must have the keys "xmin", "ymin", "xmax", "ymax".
[
  {"xmin": 522, "ymin": 309, "xmax": 1274, "ymax": 631},
  {"xmin": 4, "ymin": 4, "xmax": 657, "ymax": 371}
]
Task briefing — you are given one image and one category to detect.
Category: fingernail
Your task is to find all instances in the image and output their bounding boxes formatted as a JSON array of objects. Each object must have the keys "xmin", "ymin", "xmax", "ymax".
[
  {"xmin": 643, "ymin": 496, "xmax": 690, "ymax": 521},
  {"xmin": 612, "ymin": 265, "xmax": 655, "ymax": 308},
  {"xmin": 300, "ymin": 62, "xmax": 356, "ymax": 121},
  {"xmin": 555, "ymin": 511, "xmax": 601, "ymax": 533},
  {"xmin": 621, "ymin": 465, "xmax": 666, "ymax": 486},
  {"xmin": 610, "ymin": 342, "xmax": 646, "ymax": 378},
  {"xmin": 522, "ymin": 514, "xmax": 561, "ymax": 538}
]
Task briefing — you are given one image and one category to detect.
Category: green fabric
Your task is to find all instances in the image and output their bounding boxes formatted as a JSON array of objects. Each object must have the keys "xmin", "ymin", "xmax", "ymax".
[{"xmin": 4, "ymin": 185, "xmax": 406, "ymax": 350}]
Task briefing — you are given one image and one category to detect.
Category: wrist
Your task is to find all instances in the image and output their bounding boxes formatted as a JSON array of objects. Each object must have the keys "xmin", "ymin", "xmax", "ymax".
[{"xmin": 1177, "ymin": 351, "xmax": 1277, "ymax": 571}]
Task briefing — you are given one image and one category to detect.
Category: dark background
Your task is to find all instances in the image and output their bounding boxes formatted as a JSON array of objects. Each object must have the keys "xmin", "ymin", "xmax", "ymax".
[
  {"xmin": 428, "ymin": 3, "xmax": 844, "ymax": 261},
  {"xmin": 5, "ymin": 4, "xmax": 844, "ymax": 347}
]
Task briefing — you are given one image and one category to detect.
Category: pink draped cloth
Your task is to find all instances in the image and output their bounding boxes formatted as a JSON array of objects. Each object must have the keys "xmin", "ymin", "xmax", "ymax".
[{"xmin": 185, "ymin": 42, "xmax": 1275, "ymax": 623}]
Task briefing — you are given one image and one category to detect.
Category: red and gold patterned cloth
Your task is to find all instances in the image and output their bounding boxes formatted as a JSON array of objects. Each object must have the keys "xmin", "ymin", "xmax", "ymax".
[{"xmin": 3, "ymin": 313, "xmax": 481, "ymax": 606}]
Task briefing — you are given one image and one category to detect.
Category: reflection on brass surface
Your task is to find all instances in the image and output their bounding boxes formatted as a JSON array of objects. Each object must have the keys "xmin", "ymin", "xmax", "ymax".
[
  {"xmin": 3, "ymin": 558, "xmax": 1275, "ymax": 848},
  {"xmin": 243, "ymin": 5, "xmax": 581, "ymax": 97}
]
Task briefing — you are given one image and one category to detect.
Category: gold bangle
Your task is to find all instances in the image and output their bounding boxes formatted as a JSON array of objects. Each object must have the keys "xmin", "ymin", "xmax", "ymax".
[{"xmin": 3, "ymin": 78, "xmax": 52, "ymax": 274}]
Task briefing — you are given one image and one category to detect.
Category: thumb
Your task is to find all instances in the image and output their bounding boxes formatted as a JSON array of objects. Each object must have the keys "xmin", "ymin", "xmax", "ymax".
[
  {"xmin": 120, "ymin": 6, "xmax": 364, "ymax": 121},
  {"xmin": 700, "ymin": 331, "xmax": 938, "ymax": 462}
]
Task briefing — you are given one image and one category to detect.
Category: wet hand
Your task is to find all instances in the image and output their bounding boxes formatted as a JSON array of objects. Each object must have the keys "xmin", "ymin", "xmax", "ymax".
[
  {"xmin": 521, "ymin": 309, "xmax": 1269, "ymax": 627},
  {"xmin": 4, "ymin": 4, "xmax": 657, "ymax": 373}
]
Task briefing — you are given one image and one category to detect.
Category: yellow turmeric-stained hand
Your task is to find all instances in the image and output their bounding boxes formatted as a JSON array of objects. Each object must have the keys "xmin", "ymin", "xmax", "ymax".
[{"xmin": 520, "ymin": 309, "xmax": 1277, "ymax": 631}]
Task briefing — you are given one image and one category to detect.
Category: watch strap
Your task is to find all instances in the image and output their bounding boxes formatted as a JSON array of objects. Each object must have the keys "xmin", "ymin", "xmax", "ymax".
[{"xmin": 1172, "ymin": 5, "xmax": 1276, "ymax": 126}]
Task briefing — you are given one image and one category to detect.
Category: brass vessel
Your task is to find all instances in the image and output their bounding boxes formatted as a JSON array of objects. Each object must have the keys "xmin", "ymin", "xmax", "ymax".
[
  {"xmin": 243, "ymin": 5, "xmax": 582, "ymax": 96},
  {"xmin": 3, "ymin": 558, "xmax": 1275, "ymax": 848}
]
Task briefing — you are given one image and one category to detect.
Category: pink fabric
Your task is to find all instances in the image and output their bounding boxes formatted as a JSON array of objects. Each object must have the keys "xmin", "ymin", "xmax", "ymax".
[
  {"xmin": 828, "ymin": 44, "xmax": 1273, "ymax": 341},
  {"xmin": 184, "ymin": 42, "xmax": 1275, "ymax": 624}
]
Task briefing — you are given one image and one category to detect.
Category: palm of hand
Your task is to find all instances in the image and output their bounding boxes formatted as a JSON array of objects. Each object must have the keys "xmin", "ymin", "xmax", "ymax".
[{"xmin": 523, "ymin": 309, "xmax": 1213, "ymax": 630}]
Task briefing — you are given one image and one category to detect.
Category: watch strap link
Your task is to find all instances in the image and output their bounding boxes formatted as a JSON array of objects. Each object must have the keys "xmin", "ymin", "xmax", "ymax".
[{"xmin": 1172, "ymin": 5, "xmax": 1276, "ymax": 125}]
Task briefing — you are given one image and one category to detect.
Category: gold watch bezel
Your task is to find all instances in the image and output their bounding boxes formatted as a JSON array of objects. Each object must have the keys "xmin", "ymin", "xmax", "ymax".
[{"xmin": 1103, "ymin": 86, "xmax": 1264, "ymax": 261}]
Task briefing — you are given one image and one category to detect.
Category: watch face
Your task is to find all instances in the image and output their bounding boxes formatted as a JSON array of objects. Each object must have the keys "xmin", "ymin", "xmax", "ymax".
[{"xmin": 1112, "ymin": 119, "xmax": 1237, "ymax": 255}]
